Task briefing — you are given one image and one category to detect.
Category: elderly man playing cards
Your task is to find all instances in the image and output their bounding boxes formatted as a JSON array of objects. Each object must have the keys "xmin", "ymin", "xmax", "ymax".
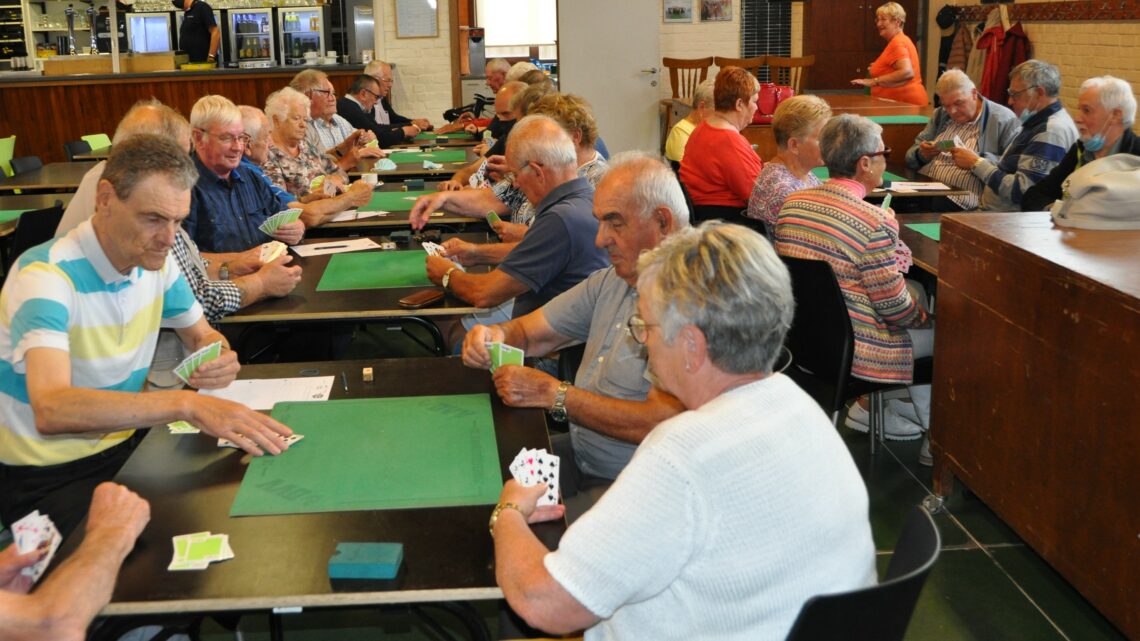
[
  {"xmin": 463, "ymin": 153, "xmax": 687, "ymax": 506},
  {"xmin": 490, "ymin": 222, "xmax": 876, "ymax": 640},
  {"xmin": 0, "ymin": 136, "xmax": 293, "ymax": 540},
  {"xmin": 0, "ymin": 483, "xmax": 149, "ymax": 641}
]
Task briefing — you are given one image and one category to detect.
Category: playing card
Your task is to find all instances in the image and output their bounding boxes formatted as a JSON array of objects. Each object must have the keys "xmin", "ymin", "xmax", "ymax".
[
  {"xmin": 936, "ymin": 139, "xmax": 954, "ymax": 151},
  {"xmin": 364, "ymin": 138, "xmax": 379, "ymax": 149},
  {"xmin": 173, "ymin": 341, "xmax": 223, "ymax": 385},
  {"xmin": 486, "ymin": 210, "xmax": 502, "ymax": 225},
  {"xmin": 421, "ymin": 241, "xmax": 445, "ymax": 257},
  {"xmin": 218, "ymin": 433, "xmax": 303, "ymax": 449},
  {"xmin": 258, "ymin": 208, "xmax": 303, "ymax": 235},
  {"xmin": 168, "ymin": 531, "xmax": 232, "ymax": 571},
  {"xmin": 13, "ymin": 510, "xmax": 61, "ymax": 583},
  {"xmin": 881, "ymin": 193, "xmax": 893, "ymax": 211},
  {"xmin": 423, "ymin": 160, "xmax": 443, "ymax": 170},
  {"xmin": 375, "ymin": 158, "xmax": 397, "ymax": 171},
  {"xmin": 168, "ymin": 421, "xmax": 201, "ymax": 434},
  {"xmin": 260, "ymin": 241, "xmax": 287, "ymax": 263},
  {"xmin": 953, "ymin": 135, "xmax": 965, "ymax": 148},
  {"xmin": 536, "ymin": 453, "xmax": 561, "ymax": 507},
  {"xmin": 498, "ymin": 344, "xmax": 524, "ymax": 367}
]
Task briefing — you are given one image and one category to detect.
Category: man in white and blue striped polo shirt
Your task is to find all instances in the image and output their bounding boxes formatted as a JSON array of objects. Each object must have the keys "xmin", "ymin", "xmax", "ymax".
[{"xmin": 0, "ymin": 135, "xmax": 294, "ymax": 537}]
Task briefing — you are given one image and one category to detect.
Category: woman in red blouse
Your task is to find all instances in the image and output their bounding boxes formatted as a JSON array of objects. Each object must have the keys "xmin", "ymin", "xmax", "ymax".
[
  {"xmin": 850, "ymin": 2, "xmax": 928, "ymax": 107},
  {"xmin": 679, "ymin": 66, "xmax": 764, "ymax": 222}
]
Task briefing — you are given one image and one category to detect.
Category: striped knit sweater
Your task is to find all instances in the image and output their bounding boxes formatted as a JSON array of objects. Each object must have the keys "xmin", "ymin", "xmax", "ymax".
[{"xmin": 774, "ymin": 181, "xmax": 927, "ymax": 383}]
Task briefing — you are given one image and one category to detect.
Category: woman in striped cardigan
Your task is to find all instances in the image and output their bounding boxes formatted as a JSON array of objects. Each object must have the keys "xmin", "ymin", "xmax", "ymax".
[{"xmin": 774, "ymin": 114, "xmax": 934, "ymax": 454}]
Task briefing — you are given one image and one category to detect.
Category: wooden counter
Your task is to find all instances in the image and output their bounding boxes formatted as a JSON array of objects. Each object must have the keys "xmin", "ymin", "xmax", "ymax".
[
  {"xmin": 741, "ymin": 93, "xmax": 930, "ymax": 167},
  {"xmin": 0, "ymin": 66, "xmax": 365, "ymax": 164},
  {"xmin": 932, "ymin": 212, "xmax": 1140, "ymax": 639}
]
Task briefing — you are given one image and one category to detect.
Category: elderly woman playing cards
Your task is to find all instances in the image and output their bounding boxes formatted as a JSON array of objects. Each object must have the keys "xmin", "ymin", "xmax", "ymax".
[
  {"xmin": 490, "ymin": 222, "xmax": 877, "ymax": 640},
  {"xmin": 261, "ymin": 87, "xmax": 351, "ymax": 201}
]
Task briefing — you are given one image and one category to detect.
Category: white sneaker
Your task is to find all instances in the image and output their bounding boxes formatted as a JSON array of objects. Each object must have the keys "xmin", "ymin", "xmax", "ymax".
[
  {"xmin": 918, "ymin": 435, "xmax": 932, "ymax": 466},
  {"xmin": 845, "ymin": 401, "xmax": 923, "ymax": 440},
  {"xmin": 887, "ymin": 398, "xmax": 920, "ymax": 424}
]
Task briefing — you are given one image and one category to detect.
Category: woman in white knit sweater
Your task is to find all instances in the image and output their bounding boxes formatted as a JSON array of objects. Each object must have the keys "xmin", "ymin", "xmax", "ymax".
[{"xmin": 489, "ymin": 222, "xmax": 877, "ymax": 640}]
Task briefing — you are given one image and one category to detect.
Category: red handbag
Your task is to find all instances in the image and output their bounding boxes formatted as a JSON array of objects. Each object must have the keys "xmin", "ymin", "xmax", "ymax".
[{"xmin": 751, "ymin": 83, "xmax": 796, "ymax": 125}]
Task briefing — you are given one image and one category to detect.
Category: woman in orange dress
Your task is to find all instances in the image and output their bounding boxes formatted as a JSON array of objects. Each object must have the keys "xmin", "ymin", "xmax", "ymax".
[{"xmin": 850, "ymin": 2, "xmax": 928, "ymax": 106}]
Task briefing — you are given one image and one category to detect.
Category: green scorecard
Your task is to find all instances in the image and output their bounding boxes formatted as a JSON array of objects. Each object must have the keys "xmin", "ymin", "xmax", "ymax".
[
  {"xmin": 316, "ymin": 251, "xmax": 433, "ymax": 291},
  {"xmin": 867, "ymin": 115, "xmax": 930, "ymax": 125},
  {"xmin": 360, "ymin": 190, "xmax": 435, "ymax": 212},
  {"xmin": 904, "ymin": 222, "xmax": 941, "ymax": 242},
  {"xmin": 388, "ymin": 149, "xmax": 468, "ymax": 164},
  {"xmin": 230, "ymin": 395, "xmax": 503, "ymax": 516},
  {"xmin": 811, "ymin": 167, "xmax": 906, "ymax": 183}
]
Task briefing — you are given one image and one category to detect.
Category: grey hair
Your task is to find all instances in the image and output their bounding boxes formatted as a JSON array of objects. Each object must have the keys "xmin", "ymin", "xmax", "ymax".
[
  {"xmin": 820, "ymin": 114, "xmax": 883, "ymax": 178},
  {"xmin": 636, "ymin": 221, "xmax": 794, "ymax": 375},
  {"xmin": 1082, "ymin": 75, "xmax": 1137, "ymax": 126},
  {"xmin": 876, "ymin": 1, "xmax": 906, "ymax": 23},
  {"xmin": 289, "ymin": 68, "xmax": 328, "ymax": 94},
  {"xmin": 486, "ymin": 58, "xmax": 510, "ymax": 74},
  {"xmin": 102, "ymin": 134, "xmax": 199, "ymax": 202},
  {"xmin": 506, "ymin": 61, "xmax": 539, "ymax": 82},
  {"xmin": 265, "ymin": 87, "xmax": 310, "ymax": 128},
  {"xmin": 936, "ymin": 68, "xmax": 975, "ymax": 96},
  {"xmin": 510, "ymin": 82, "xmax": 555, "ymax": 116},
  {"xmin": 238, "ymin": 105, "xmax": 268, "ymax": 141},
  {"xmin": 692, "ymin": 79, "xmax": 716, "ymax": 109},
  {"xmin": 189, "ymin": 94, "xmax": 241, "ymax": 131},
  {"xmin": 1010, "ymin": 59, "xmax": 1062, "ymax": 98},
  {"xmin": 112, "ymin": 99, "xmax": 191, "ymax": 148},
  {"xmin": 604, "ymin": 151, "xmax": 690, "ymax": 230},
  {"xmin": 506, "ymin": 115, "xmax": 576, "ymax": 172},
  {"xmin": 362, "ymin": 60, "xmax": 390, "ymax": 77}
]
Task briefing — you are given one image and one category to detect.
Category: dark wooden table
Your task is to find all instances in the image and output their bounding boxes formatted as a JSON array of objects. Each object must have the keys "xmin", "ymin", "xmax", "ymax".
[
  {"xmin": 0, "ymin": 193, "xmax": 74, "ymax": 236},
  {"xmin": 313, "ymin": 181, "xmax": 482, "ymax": 237},
  {"xmin": 931, "ymin": 211, "xmax": 1140, "ymax": 639},
  {"xmin": 896, "ymin": 212, "xmax": 941, "ymax": 276},
  {"xmin": 0, "ymin": 161, "xmax": 96, "ymax": 194},
  {"xmin": 218, "ymin": 233, "xmax": 488, "ymax": 325},
  {"xmin": 61, "ymin": 357, "xmax": 560, "ymax": 634},
  {"xmin": 73, "ymin": 145, "xmax": 111, "ymax": 160},
  {"xmin": 348, "ymin": 149, "xmax": 477, "ymax": 181}
]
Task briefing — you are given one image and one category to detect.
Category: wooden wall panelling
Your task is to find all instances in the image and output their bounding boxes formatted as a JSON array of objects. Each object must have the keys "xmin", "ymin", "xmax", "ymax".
[{"xmin": 0, "ymin": 70, "xmax": 359, "ymax": 163}]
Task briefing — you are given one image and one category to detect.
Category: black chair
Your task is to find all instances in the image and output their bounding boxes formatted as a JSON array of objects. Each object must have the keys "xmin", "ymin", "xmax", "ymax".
[
  {"xmin": 780, "ymin": 256, "xmax": 931, "ymax": 454},
  {"xmin": 10, "ymin": 156, "xmax": 43, "ymax": 175},
  {"xmin": 63, "ymin": 139, "xmax": 93, "ymax": 161},
  {"xmin": 5, "ymin": 202, "xmax": 64, "ymax": 271},
  {"xmin": 784, "ymin": 505, "xmax": 941, "ymax": 641}
]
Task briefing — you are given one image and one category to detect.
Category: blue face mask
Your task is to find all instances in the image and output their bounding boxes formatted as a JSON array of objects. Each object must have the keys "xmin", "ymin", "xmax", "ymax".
[{"xmin": 1082, "ymin": 121, "xmax": 1110, "ymax": 152}]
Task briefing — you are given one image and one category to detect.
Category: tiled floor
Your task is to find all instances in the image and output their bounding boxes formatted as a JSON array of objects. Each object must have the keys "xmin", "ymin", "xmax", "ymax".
[{"xmin": 196, "ymin": 327, "xmax": 1127, "ymax": 640}]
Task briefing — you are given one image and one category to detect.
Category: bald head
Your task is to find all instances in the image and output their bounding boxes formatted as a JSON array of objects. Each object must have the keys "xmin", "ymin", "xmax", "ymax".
[
  {"xmin": 495, "ymin": 81, "xmax": 528, "ymax": 121},
  {"xmin": 112, "ymin": 100, "xmax": 192, "ymax": 153}
]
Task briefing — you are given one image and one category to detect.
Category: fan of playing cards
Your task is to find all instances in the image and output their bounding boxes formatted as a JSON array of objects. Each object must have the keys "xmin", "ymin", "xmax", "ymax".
[
  {"xmin": 509, "ymin": 447, "xmax": 560, "ymax": 507},
  {"xmin": 11, "ymin": 510, "xmax": 62, "ymax": 584},
  {"xmin": 168, "ymin": 531, "xmax": 234, "ymax": 571},
  {"xmin": 259, "ymin": 208, "xmax": 302, "ymax": 236},
  {"xmin": 422, "ymin": 242, "xmax": 466, "ymax": 271},
  {"xmin": 173, "ymin": 340, "xmax": 223, "ymax": 386}
]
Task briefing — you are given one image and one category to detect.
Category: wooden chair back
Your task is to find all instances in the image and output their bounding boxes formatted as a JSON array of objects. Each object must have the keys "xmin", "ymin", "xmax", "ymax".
[
  {"xmin": 767, "ymin": 55, "xmax": 815, "ymax": 92},
  {"xmin": 713, "ymin": 55, "xmax": 768, "ymax": 80},
  {"xmin": 662, "ymin": 57, "xmax": 714, "ymax": 100}
]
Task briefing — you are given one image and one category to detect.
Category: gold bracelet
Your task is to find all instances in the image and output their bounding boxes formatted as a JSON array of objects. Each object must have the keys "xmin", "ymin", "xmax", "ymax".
[{"xmin": 488, "ymin": 502, "xmax": 521, "ymax": 536}]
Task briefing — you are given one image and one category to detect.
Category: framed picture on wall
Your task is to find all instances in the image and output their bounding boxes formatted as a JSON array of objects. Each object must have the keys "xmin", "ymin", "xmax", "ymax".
[
  {"xmin": 664, "ymin": 0, "xmax": 693, "ymax": 23},
  {"xmin": 700, "ymin": 0, "xmax": 732, "ymax": 22}
]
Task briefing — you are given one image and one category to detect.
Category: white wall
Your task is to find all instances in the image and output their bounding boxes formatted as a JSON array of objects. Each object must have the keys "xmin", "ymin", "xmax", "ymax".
[{"xmin": 374, "ymin": 0, "xmax": 454, "ymax": 124}]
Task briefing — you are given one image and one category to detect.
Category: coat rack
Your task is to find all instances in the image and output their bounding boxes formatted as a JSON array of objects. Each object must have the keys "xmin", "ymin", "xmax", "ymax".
[{"xmin": 952, "ymin": 0, "xmax": 1140, "ymax": 22}]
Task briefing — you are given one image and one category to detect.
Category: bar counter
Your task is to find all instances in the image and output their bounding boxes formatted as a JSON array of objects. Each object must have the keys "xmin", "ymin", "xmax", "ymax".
[{"xmin": 0, "ymin": 65, "xmax": 365, "ymax": 164}]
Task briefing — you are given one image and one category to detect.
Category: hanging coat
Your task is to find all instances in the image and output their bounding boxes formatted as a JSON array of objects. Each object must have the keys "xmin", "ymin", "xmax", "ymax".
[{"xmin": 977, "ymin": 21, "xmax": 1030, "ymax": 105}]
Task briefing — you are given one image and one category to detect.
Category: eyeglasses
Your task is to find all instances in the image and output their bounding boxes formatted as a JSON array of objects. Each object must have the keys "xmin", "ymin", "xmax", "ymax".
[
  {"xmin": 627, "ymin": 314, "xmax": 659, "ymax": 345},
  {"xmin": 362, "ymin": 88, "xmax": 381, "ymax": 100},
  {"xmin": 371, "ymin": 75, "xmax": 393, "ymax": 84},
  {"xmin": 862, "ymin": 148, "xmax": 891, "ymax": 159},
  {"xmin": 308, "ymin": 88, "xmax": 334, "ymax": 98},
  {"xmin": 1007, "ymin": 85, "xmax": 1038, "ymax": 100},
  {"xmin": 200, "ymin": 130, "xmax": 251, "ymax": 146}
]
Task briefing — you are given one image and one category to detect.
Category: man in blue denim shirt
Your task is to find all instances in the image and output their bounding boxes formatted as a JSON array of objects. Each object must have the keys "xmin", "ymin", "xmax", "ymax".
[{"xmin": 183, "ymin": 95, "xmax": 305, "ymax": 253}]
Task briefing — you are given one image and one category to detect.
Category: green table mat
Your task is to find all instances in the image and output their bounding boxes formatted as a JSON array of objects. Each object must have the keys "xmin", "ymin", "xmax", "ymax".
[
  {"xmin": 316, "ymin": 250, "xmax": 433, "ymax": 291},
  {"xmin": 361, "ymin": 190, "xmax": 435, "ymax": 212},
  {"xmin": 415, "ymin": 131, "xmax": 474, "ymax": 141},
  {"xmin": 811, "ymin": 167, "xmax": 906, "ymax": 182},
  {"xmin": 388, "ymin": 149, "xmax": 468, "ymax": 164},
  {"xmin": 904, "ymin": 222, "xmax": 941, "ymax": 242},
  {"xmin": 230, "ymin": 395, "xmax": 502, "ymax": 516},
  {"xmin": 868, "ymin": 115, "xmax": 929, "ymax": 125},
  {"xmin": 0, "ymin": 209, "xmax": 31, "ymax": 224}
]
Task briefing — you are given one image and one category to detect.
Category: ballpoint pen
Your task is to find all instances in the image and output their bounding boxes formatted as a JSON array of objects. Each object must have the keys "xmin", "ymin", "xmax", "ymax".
[{"xmin": 341, "ymin": 372, "xmax": 349, "ymax": 392}]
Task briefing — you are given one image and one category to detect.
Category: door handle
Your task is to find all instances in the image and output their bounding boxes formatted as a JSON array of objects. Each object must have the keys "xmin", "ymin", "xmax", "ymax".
[{"xmin": 641, "ymin": 67, "xmax": 658, "ymax": 74}]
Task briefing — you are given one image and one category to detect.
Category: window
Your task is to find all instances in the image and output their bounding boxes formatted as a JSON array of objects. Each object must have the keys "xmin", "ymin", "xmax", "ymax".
[
  {"xmin": 741, "ymin": 0, "xmax": 791, "ymax": 82},
  {"xmin": 476, "ymin": 0, "xmax": 557, "ymax": 59}
]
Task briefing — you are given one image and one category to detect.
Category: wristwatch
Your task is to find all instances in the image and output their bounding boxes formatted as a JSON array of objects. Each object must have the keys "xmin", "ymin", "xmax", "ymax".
[
  {"xmin": 441, "ymin": 266, "xmax": 457, "ymax": 289},
  {"xmin": 488, "ymin": 502, "xmax": 521, "ymax": 536},
  {"xmin": 218, "ymin": 262, "xmax": 230, "ymax": 280},
  {"xmin": 549, "ymin": 380, "xmax": 571, "ymax": 422}
]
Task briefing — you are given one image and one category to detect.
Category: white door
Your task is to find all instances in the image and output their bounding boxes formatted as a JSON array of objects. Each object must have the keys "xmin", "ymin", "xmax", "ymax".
[{"xmin": 558, "ymin": 0, "xmax": 661, "ymax": 154}]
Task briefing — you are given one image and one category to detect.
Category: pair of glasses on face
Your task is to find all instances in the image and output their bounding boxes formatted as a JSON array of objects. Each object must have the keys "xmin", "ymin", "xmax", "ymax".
[
  {"xmin": 308, "ymin": 88, "xmax": 334, "ymax": 98},
  {"xmin": 862, "ymin": 147, "xmax": 891, "ymax": 160},
  {"xmin": 362, "ymin": 88, "xmax": 381, "ymax": 100},
  {"xmin": 1007, "ymin": 85, "xmax": 1039, "ymax": 100},
  {"xmin": 627, "ymin": 314, "xmax": 659, "ymax": 345},
  {"xmin": 201, "ymin": 130, "xmax": 251, "ymax": 146}
]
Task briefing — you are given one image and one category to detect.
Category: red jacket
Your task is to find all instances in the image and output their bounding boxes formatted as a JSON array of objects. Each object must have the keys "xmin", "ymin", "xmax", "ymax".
[{"xmin": 977, "ymin": 22, "xmax": 1029, "ymax": 105}]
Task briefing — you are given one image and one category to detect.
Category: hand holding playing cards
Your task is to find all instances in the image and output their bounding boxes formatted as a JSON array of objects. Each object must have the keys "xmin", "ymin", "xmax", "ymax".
[
  {"xmin": 493, "ymin": 366, "xmax": 559, "ymax": 408},
  {"xmin": 344, "ymin": 181, "xmax": 374, "ymax": 207},
  {"xmin": 231, "ymin": 246, "xmax": 265, "ymax": 276},
  {"xmin": 462, "ymin": 324, "xmax": 507, "ymax": 369},
  {"xmin": 255, "ymin": 255, "xmax": 302, "ymax": 298},
  {"xmin": 186, "ymin": 347, "xmax": 240, "ymax": 390},
  {"xmin": 85, "ymin": 483, "xmax": 150, "ymax": 554},
  {"xmin": 189, "ymin": 395, "xmax": 292, "ymax": 456},
  {"xmin": 0, "ymin": 542, "xmax": 44, "ymax": 593},
  {"xmin": 271, "ymin": 220, "xmax": 305, "ymax": 246},
  {"xmin": 492, "ymin": 220, "xmax": 527, "ymax": 243},
  {"xmin": 500, "ymin": 480, "xmax": 564, "ymax": 523},
  {"xmin": 425, "ymin": 254, "xmax": 459, "ymax": 284},
  {"xmin": 949, "ymin": 146, "xmax": 980, "ymax": 170},
  {"xmin": 440, "ymin": 238, "xmax": 478, "ymax": 266},
  {"xmin": 917, "ymin": 141, "xmax": 940, "ymax": 161}
]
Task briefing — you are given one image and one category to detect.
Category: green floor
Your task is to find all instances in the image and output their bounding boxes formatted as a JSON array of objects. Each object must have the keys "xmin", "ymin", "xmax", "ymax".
[{"xmin": 195, "ymin": 326, "xmax": 1126, "ymax": 640}]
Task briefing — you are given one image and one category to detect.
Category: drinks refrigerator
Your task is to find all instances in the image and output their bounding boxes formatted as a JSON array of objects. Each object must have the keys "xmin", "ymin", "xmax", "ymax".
[
  {"xmin": 175, "ymin": 8, "xmax": 224, "ymax": 65},
  {"xmin": 278, "ymin": 6, "xmax": 324, "ymax": 65},
  {"xmin": 126, "ymin": 13, "xmax": 173, "ymax": 54},
  {"xmin": 226, "ymin": 8, "xmax": 274, "ymax": 68}
]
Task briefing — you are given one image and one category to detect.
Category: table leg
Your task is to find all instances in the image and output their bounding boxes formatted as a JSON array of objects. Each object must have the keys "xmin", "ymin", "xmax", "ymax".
[{"xmin": 269, "ymin": 612, "xmax": 284, "ymax": 641}]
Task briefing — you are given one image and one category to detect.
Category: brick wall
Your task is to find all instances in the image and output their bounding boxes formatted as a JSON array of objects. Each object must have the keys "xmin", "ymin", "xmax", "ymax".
[
  {"xmin": 376, "ymin": 0, "xmax": 455, "ymax": 126},
  {"xmin": 924, "ymin": 0, "xmax": 1140, "ymax": 127}
]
